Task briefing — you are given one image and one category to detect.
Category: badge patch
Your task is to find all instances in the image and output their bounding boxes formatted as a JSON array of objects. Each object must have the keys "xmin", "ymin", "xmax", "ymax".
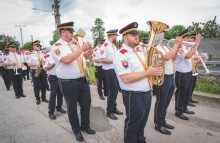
[
  {"xmin": 121, "ymin": 60, "xmax": 129, "ymax": 68},
  {"xmin": 54, "ymin": 49, "xmax": 61, "ymax": 56},
  {"xmin": 100, "ymin": 50, "xmax": 104, "ymax": 55},
  {"xmin": 55, "ymin": 43, "xmax": 62, "ymax": 47},
  {"xmin": 44, "ymin": 53, "xmax": 50, "ymax": 58}
]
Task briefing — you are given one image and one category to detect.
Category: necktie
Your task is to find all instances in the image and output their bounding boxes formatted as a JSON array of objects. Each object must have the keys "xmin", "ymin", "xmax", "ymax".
[{"xmin": 68, "ymin": 44, "xmax": 85, "ymax": 73}]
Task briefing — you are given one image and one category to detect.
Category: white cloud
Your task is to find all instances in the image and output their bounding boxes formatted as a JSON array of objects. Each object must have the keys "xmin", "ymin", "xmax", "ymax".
[{"xmin": 0, "ymin": 0, "xmax": 219, "ymax": 47}]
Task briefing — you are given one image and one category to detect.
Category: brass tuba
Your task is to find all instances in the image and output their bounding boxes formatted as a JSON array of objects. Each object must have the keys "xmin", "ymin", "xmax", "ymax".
[
  {"xmin": 147, "ymin": 21, "xmax": 169, "ymax": 86},
  {"xmin": 34, "ymin": 59, "xmax": 43, "ymax": 78},
  {"xmin": 72, "ymin": 28, "xmax": 90, "ymax": 80}
]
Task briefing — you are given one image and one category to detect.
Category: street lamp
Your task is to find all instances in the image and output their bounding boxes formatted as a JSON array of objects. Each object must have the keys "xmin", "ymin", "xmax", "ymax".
[{"xmin": 15, "ymin": 25, "xmax": 26, "ymax": 48}]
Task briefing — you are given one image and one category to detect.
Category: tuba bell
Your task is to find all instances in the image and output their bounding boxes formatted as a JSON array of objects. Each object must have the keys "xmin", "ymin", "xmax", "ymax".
[{"xmin": 147, "ymin": 21, "xmax": 169, "ymax": 86}]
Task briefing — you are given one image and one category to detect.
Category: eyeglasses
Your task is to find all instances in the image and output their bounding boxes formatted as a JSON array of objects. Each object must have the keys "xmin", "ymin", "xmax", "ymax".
[{"xmin": 10, "ymin": 46, "xmax": 16, "ymax": 48}]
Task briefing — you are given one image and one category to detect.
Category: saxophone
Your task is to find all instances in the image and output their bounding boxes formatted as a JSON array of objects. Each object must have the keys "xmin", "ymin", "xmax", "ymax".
[
  {"xmin": 147, "ymin": 21, "xmax": 169, "ymax": 86},
  {"xmin": 34, "ymin": 58, "xmax": 43, "ymax": 78}
]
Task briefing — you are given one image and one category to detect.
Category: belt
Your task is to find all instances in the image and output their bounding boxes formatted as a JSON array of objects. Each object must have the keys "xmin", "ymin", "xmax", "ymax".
[
  {"xmin": 9, "ymin": 68, "xmax": 22, "ymax": 71},
  {"xmin": 122, "ymin": 90, "xmax": 150, "ymax": 94},
  {"xmin": 59, "ymin": 77, "xmax": 86, "ymax": 81},
  {"xmin": 164, "ymin": 74, "xmax": 174, "ymax": 78},
  {"xmin": 176, "ymin": 71, "xmax": 192, "ymax": 74}
]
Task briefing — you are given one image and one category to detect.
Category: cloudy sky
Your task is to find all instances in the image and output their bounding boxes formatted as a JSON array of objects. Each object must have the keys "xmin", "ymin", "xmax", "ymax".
[{"xmin": 0, "ymin": 0, "xmax": 219, "ymax": 47}]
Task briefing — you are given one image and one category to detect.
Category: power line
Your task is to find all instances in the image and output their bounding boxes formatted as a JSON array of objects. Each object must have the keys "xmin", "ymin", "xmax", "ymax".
[
  {"xmin": 60, "ymin": 0, "xmax": 90, "ymax": 13},
  {"xmin": 60, "ymin": 0, "xmax": 75, "ymax": 9}
]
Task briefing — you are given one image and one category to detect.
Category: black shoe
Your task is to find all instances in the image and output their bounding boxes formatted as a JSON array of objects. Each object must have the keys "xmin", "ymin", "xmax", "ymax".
[
  {"xmin": 42, "ymin": 98, "xmax": 49, "ymax": 103},
  {"xmin": 81, "ymin": 127, "xmax": 96, "ymax": 135},
  {"xmin": 57, "ymin": 108, "xmax": 66, "ymax": 113},
  {"xmin": 20, "ymin": 95, "xmax": 26, "ymax": 97},
  {"xmin": 188, "ymin": 102, "xmax": 196, "ymax": 107},
  {"xmin": 100, "ymin": 95, "xmax": 105, "ymax": 100},
  {"xmin": 16, "ymin": 96, "xmax": 20, "ymax": 99},
  {"xmin": 183, "ymin": 109, "xmax": 195, "ymax": 114},
  {"xmin": 113, "ymin": 109, "xmax": 123, "ymax": 115},
  {"xmin": 191, "ymin": 99, "xmax": 199, "ymax": 103},
  {"xmin": 107, "ymin": 113, "xmax": 118, "ymax": 120},
  {"xmin": 49, "ymin": 114, "xmax": 56, "ymax": 120},
  {"xmin": 155, "ymin": 126, "xmax": 171, "ymax": 135},
  {"xmin": 74, "ymin": 132, "xmax": 84, "ymax": 142},
  {"xmin": 175, "ymin": 113, "xmax": 189, "ymax": 120},
  {"xmin": 36, "ymin": 100, "xmax": 41, "ymax": 105},
  {"xmin": 163, "ymin": 123, "xmax": 175, "ymax": 129}
]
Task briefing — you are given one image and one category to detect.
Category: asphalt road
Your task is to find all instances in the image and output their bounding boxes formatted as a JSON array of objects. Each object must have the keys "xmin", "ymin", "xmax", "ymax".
[{"xmin": 0, "ymin": 77, "xmax": 220, "ymax": 143}]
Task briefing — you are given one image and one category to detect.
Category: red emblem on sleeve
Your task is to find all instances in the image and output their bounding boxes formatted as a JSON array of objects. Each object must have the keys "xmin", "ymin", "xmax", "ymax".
[
  {"xmin": 104, "ymin": 43, "xmax": 108, "ymax": 46},
  {"xmin": 55, "ymin": 43, "xmax": 62, "ymax": 47},
  {"xmin": 121, "ymin": 60, "xmax": 129, "ymax": 68},
  {"xmin": 119, "ymin": 49, "xmax": 128, "ymax": 54},
  {"xmin": 44, "ymin": 53, "xmax": 50, "ymax": 58}
]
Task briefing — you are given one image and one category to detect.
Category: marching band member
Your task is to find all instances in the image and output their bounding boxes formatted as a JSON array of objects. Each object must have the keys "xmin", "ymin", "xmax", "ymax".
[
  {"xmin": 95, "ymin": 29, "xmax": 123, "ymax": 120},
  {"xmin": 153, "ymin": 33, "xmax": 182, "ymax": 135},
  {"xmin": 114, "ymin": 22, "xmax": 163, "ymax": 143},
  {"xmin": 43, "ymin": 47, "xmax": 66, "ymax": 120},
  {"xmin": 51, "ymin": 21, "xmax": 95, "ymax": 142},
  {"xmin": 93, "ymin": 38, "xmax": 107, "ymax": 100},
  {"xmin": 174, "ymin": 29, "xmax": 201, "ymax": 120},
  {"xmin": 4, "ymin": 42, "xmax": 25, "ymax": 98},
  {"xmin": 1, "ymin": 49, "xmax": 11, "ymax": 91},
  {"xmin": 27, "ymin": 40, "xmax": 49, "ymax": 105}
]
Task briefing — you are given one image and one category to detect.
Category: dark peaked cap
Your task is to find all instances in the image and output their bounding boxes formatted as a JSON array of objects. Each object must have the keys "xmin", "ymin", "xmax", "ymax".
[
  {"xmin": 178, "ymin": 29, "xmax": 191, "ymax": 37},
  {"xmin": 119, "ymin": 22, "xmax": 139, "ymax": 35},
  {"xmin": 57, "ymin": 21, "xmax": 75, "ymax": 32}
]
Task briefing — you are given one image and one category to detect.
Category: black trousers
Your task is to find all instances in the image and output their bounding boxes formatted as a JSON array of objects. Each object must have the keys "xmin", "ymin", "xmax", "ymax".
[
  {"xmin": 58, "ymin": 77, "xmax": 91, "ymax": 134},
  {"xmin": 104, "ymin": 69, "xmax": 119, "ymax": 115},
  {"xmin": 9, "ymin": 69, "xmax": 23, "ymax": 97},
  {"xmin": 175, "ymin": 71, "xmax": 192, "ymax": 114},
  {"xmin": 188, "ymin": 75, "xmax": 197, "ymax": 102},
  {"xmin": 154, "ymin": 75, "xmax": 175, "ymax": 127},
  {"xmin": 31, "ymin": 69, "xmax": 47, "ymax": 100},
  {"xmin": 0, "ymin": 66, "xmax": 11, "ymax": 89},
  {"xmin": 48, "ymin": 75, "xmax": 63, "ymax": 114},
  {"xmin": 122, "ymin": 90, "xmax": 152, "ymax": 143},
  {"xmin": 95, "ymin": 66, "xmax": 107, "ymax": 97},
  {"xmin": 24, "ymin": 63, "xmax": 30, "ymax": 80}
]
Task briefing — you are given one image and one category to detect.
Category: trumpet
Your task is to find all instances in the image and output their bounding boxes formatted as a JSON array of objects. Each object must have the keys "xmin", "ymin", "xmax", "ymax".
[
  {"xmin": 195, "ymin": 51, "xmax": 210, "ymax": 75},
  {"xmin": 165, "ymin": 39, "xmax": 197, "ymax": 50}
]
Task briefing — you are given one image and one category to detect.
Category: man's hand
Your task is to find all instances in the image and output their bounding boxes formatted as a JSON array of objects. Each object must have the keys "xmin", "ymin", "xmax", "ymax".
[
  {"xmin": 84, "ymin": 49, "xmax": 93, "ymax": 59},
  {"xmin": 174, "ymin": 37, "xmax": 182, "ymax": 47},
  {"xmin": 195, "ymin": 33, "xmax": 202, "ymax": 43},
  {"xmin": 10, "ymin": 62, "xmax": 17, "ymax": 66},
  {"xmin": 147, "ymin": 65, "xmax": 163, "ymax": 76},
  {"xmin": 81, "ymin": 42, "xmax": 92, "ymax": 51}
]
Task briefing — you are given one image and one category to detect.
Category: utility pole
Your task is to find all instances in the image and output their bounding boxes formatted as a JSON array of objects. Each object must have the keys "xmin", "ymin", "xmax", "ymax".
[
  {"xmin": 53, "ymin": 0, "xmax": 61, "ymax": 39},
  {"xmin": 15, "ymin": 25, "xmax": 26, "ymax": 48}
]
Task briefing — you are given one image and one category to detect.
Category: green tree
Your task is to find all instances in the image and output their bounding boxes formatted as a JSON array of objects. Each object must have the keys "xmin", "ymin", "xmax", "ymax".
[
  {"xmin": 23, "ymin": 41, "xmax": 32, "ymax": 50},
  {"xmin": 50, "ymin": 31, "xmax": 57, "ymax": 45},
  {"xmin": 188, "ymin": 16, "xmax": 220, "ymax": 38},
  {"xmin": 0, "ymin": 34, "xmax": 20, "ymax": 51},
  {"xmin": 90, "ymin": 18, "xmax": 105, "ymax": 47},
  {"xmin": 138, "ymin": 30, "xmax": 149, "ymax": 39},
  {"xmin": 165, "ymin": 25, "xmax": 185, "ymax": 40}
]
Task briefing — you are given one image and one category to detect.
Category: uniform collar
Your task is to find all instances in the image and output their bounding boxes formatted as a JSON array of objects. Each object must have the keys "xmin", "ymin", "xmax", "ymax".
[
  {"xmin": 59, "ymin": 38, "xmax": 70, "ymax": 46},
  {"xmin": 122, "ymin": 44, "xmax": 134, "ymax": 53}
]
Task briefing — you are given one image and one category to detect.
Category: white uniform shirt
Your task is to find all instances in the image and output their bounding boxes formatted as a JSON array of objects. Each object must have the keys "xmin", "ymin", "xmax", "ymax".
[
  {"xmin": 42, "ymin": 52, "xmax": 56, "ymax": 75},
  {"xmin": 174, "ymin": 45, "xmax": 192, "ymax": 73},
  {"xmin": 0, "ymin": 53, "xmax": 4, "ymax": 66},
  {"xmin": 99, "ymin": 40, "xmax": 117, "ymax": 70},
  {"xmin": 93, "ymin": 46, "xmax": 102, "ymax": 66},
  {"xmin": 4, "ymin": 52, "xmax": 23, "ymax": 69},
  {"xmin": 113, "ymin": 44, "xmax": 150, "ymax": 92},
  {"xmin": 27, "ymin": 50, "xmax": 44, "ymax": 70},
  {"xmin": 51, "ymin": 39, "xmax": 84, "ymax": 79},
  {"xmin": 156, "ymin": 45, "xmax": 175, "ymax": 75}
]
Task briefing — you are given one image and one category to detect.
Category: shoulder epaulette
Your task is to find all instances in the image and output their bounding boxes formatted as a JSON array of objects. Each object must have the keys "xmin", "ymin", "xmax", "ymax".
[
  {"xmin": 55, "ymin": 43, "xmax": 62, "ymax": 47},
  {"xmin": 104, "ymin": 43, "xmax": 108, "ymax": 47},
  {"xmin": 44, "ymin": 53, "xmax": 50, "ymax": 58},
  {"xmin": 119, "ymin": 49, "xmax": 128, "ymax": 54}
]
